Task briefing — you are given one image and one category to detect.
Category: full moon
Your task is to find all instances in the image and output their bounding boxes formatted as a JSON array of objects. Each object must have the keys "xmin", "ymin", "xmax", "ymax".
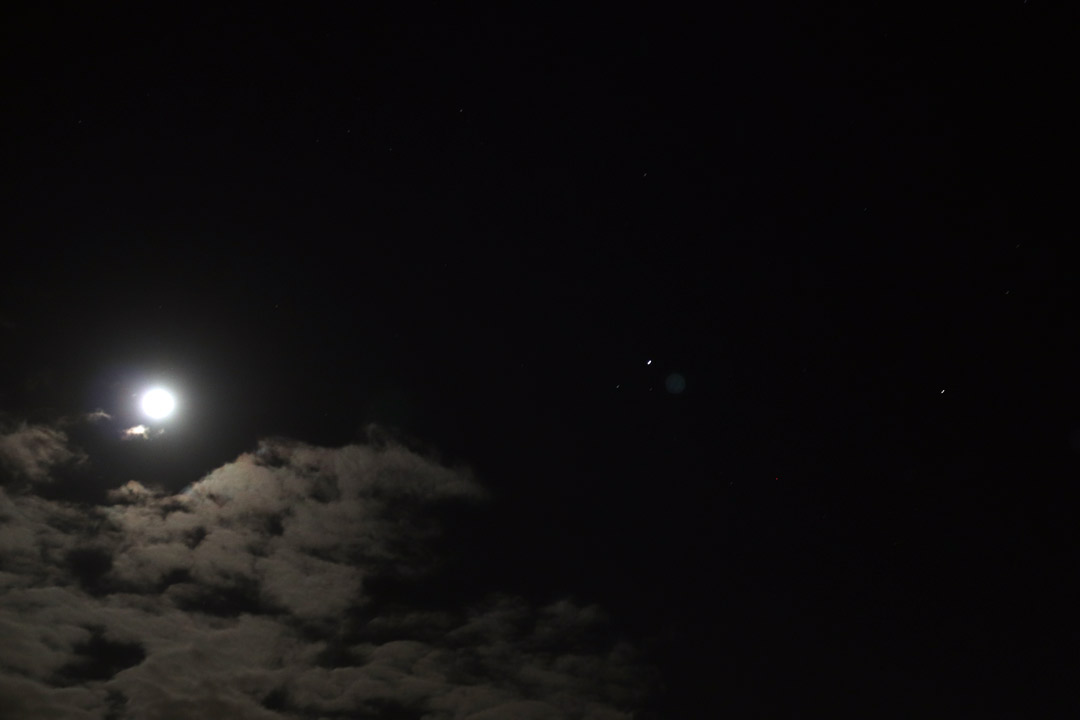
[{"xmin": 141, "ymin": 388, "xmax": 176, "ymax": 419}]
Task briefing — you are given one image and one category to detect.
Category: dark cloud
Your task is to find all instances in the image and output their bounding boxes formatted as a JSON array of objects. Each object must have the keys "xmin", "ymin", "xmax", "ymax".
[
  {"xmin": 0, "ymin": 423, "xmax": 86, "ymax": 482},
  {"xmin": 0, "ymin": 433, "xmax": 656, "ymax": 718}
]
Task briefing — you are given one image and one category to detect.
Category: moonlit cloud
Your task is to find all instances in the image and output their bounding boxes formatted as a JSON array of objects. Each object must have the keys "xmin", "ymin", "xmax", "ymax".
[
  {"xmin": 0, "ymin": 432, "xmax": 656, "ymax": 718},
  {"xmin": 105, "ymin": 480, "xmax": 155, "ymax": 504},
  {"xmin": 0, "ymin": 423, "xmax": 87, "ymax": 482},
  {"xmin": 84, "ymin": 410, "xmax": 113, "ymax": 424},
  {"xmin": 120, "ymin": 425, "xmax": 162, "ymax": 441}
]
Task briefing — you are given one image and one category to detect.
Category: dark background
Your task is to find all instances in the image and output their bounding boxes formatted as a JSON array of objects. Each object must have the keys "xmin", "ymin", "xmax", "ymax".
[{"xmin": 2, "ymin": 4, "xmax": 1076, "ymax": 715}]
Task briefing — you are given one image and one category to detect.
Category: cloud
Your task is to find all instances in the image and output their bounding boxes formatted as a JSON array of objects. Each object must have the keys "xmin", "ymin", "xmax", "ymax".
[
  {"xmin": 0, "ymin": 434, "xmax": 656, "ymax": 718},
  {"xmin": 105, "ymin": 481, "xmax": 155, "ymax": 505},
  {"xmin": 84, "ymin": 410, "xmax": 112, "ymax": 424},
  {"xmin": 120, "ymin": 425, "xmax": 162, "ymax": 440},
  {"xmin": 0, "ymin": 424, "xmax": 86, "ymax": 482}
]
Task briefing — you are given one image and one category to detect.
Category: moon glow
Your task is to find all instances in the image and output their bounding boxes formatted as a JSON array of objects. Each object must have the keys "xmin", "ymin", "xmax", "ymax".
[{"xmin": 141, "ymin": 388, "xmax": 176, "ymax": 419}]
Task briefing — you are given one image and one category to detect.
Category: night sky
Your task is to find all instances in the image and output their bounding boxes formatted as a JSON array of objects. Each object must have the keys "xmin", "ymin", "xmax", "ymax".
[{"xmin": 1, "ymin": 4, "xmax": 1076, "ymax": 717}]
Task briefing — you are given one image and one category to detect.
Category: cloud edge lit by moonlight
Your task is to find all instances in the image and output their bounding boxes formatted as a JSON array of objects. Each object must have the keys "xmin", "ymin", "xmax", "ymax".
[{"xmin": 0, "ymin": 428, "xmax": 658, "ymax": 719}]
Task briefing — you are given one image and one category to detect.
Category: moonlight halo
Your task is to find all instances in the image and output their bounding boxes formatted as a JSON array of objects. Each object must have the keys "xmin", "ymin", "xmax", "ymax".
[{"xmin": 141, "ymin": 388, "xmax": 176, "ymax": 420}]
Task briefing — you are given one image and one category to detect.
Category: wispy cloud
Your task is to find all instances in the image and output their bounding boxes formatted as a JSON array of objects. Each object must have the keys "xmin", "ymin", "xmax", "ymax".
[
  {"xmin": 84, "ymin": 410, "xmax": 112, "ymax": 424},
  {"xmin": 0, "ymin": 423, "xmax": 86, "ymax": 482}
]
